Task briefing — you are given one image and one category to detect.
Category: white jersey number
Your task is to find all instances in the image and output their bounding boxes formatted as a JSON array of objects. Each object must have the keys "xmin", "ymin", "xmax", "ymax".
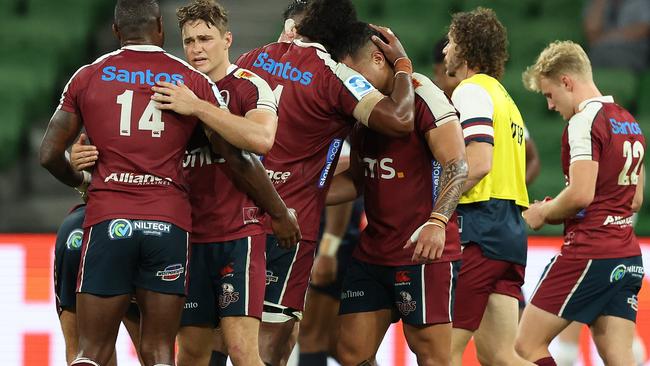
[
  {"xmin": 116, "ymin": 90, "xmax": 165, "ymax": 138},
  {"xmin": 618, "ymin": 140, "xmax": 644, "ymax": 185}
]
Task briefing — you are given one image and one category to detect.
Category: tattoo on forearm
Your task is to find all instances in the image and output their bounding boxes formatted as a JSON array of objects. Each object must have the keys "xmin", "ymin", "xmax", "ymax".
[{"xmin": 432, "ymin": 158, "xmax": 469, "ymax": 220}]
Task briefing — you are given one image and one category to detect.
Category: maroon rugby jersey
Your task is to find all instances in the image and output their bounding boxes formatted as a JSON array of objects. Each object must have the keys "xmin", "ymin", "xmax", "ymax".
[
  {"xmin": 353, "ymin": 74, "xmax": 462, "ymax": 266},
  {"xmin": 560, "ymin": 96, "xmax": 645, "ymax": 258},
  {"xmin": 58, "ymin": 45, "xmax": 225, "ymax": 231},
  {"xmin": 236, "ymin": 40, "xmax": 381, "ymax": 241},
  {"xmin": 184, "ymin": 65, "xmax": 276, "ymax": 242}
]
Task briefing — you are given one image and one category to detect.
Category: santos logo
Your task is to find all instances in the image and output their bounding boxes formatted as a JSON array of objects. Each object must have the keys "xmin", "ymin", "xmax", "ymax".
[
  {"xmin": 105, "ymin": 172, "xmax": 172, "ymax": 185},
  {"xmin": 252, "ymin": 53, "xmax": 313, "ymax": 85},
  {"xmin": 363, "ymin": 157, "xmax": 404, "ymax": 179},
  {"xmin": 101, "ymin": 66, "xmax": 184, "ymax": 86}
]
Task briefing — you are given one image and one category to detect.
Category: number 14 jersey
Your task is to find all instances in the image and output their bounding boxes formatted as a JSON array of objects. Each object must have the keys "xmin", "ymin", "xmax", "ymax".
[{"xmin": 58, "ymin": 45, "xmax": 225, "ymax": 231}]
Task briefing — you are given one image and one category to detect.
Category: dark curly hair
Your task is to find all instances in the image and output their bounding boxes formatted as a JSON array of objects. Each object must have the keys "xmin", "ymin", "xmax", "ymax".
[
  {"xmin": 283, "ymin": 0, "xmax": 309, "ymax": 21},
  {"xmin": 296, "ymin": 0, "xmax": 358, "ymax": 53},
  {"xmin": 176, "ymin": 0, "xmax": 228, "ymax": 34},
  {"xmin": 331, "ymin": 21, "xmax": 385, "ymax": 61},
  {"xmin": 449, "ymin": 7, "xmax": 508, "ymax": 79}
]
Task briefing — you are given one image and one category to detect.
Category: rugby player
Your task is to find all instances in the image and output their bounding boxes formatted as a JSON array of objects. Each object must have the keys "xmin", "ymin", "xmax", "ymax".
[
  {"xmin": 232, "ymin": 0, "xmax": 418, "ymax": 363},
  {"xmin": 39, "ymin": 0, "xmax": 236, "ymax": 364},
  {"xmin": 442, "ymin": 8, "xmax": 533, "ymax": 366},
  {"xmin": 517, "ymin": 40, "xmax": 646, "ymax": 366},
  {"xmin": 322, "ymin": 21, "xmax": 467, "ymax": 366},
  {"xmin": 55, "ymin": 201, "xmax": 141, "ymax": 365}
]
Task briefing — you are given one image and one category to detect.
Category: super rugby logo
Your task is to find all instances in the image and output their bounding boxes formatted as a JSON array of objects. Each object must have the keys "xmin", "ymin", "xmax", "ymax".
[
  {"xmin": 344, "ymin": 75, "xmax": 375, "ymax": 100},
  {"xmin": 396, "ymin": 291, "xmax": 417, "ymax": 316},
  {"xmin": 66, "ymin": 229, "xmax": 84, "ymax": 250},
  {"xmin": 610, "ymin": 264, "xmax": 627, "ymax": 282},
  {"xmin": 219, "ymin": 283, "xmax": 240, "ymax": 308},
  {"xmin": 108, "ymin": 219, "xmax": 133, "ymax": 240},
  {"xmin": 156, "ymin": 264, "xmax": 184, "ymax": 281}
]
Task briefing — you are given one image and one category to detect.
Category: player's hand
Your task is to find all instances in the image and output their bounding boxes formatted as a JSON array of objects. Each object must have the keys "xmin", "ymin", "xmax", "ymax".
[
  {"xmin": 271, "ymin": 208, "xmax": 301, "ymax": 249},
  {"xmin": 369, "ymin": 24, "xmax": 408, "ymax": 65},
  {"xmin": 311, "ymin": 254, "xmax": 337, "ymax": 286},
  {"xmin": 152, "ymin": 81, "xmax": 200, "ymax": 116},
  {"xmin": 404, "ymin": 223, "xmax": 445, "ymax": 263},
  {"xmin": 70, "ymin": 133, "xmax": 98, "ymax": 171},
  {"xmin": 522, "ymin": 202, "xmax": 546, "ymax": 230}
]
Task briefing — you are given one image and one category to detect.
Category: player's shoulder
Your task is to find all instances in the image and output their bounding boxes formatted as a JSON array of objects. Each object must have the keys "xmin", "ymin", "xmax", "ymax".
[
  {"xmin": 412, "ymin": 73, "xmax": 448, "ymax": 102},
  {"xmin": 569, "ymin": 96, "xmax": 610, "ymax": 129}
]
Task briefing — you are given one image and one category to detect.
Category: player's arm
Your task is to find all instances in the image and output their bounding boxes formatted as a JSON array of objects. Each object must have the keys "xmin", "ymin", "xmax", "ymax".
[
  {"xmin": 525, "ymin": 128, "xmax": 541, "ymax": 185},
  {"xmin": 312, "ymin": 201, "xmax": 355, "ymax": 286},
  {"xmin": 152, "ymin": 82, "xmax": 277, "ymax": 155},
  {"xmin": 40, "ymin": 110, "xmax": 88, "ymax": 189},
  {"xmin": 326, "ymin": 143, "xmax": 363, "ymax": 205},
  {"xmin": 632, "ymin": 166, "xmax": 645, "ymax": 212},
  {"xmin": 208, "ymin": 132, "xmax": 300, "ymax": 248},
  {"xmin": 353, "ymin": 25, "xmax": 414, "ymax": 137},
  {"xmin": 533, "ymin": 160, "xmax": 598, "ymax": 227},
  {"xmin": 451, "ymin": 84, "xmax": 495, "ymax": 193}
]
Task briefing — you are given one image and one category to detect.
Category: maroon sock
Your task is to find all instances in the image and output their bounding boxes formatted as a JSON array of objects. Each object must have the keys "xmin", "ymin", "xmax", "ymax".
[{"xmin": 534, "ymin": 357, "xmax": 557, "ymax": 366}]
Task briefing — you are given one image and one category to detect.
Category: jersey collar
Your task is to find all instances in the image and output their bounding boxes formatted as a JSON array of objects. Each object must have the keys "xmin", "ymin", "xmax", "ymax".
[
  {"xmin": 121, "ymin": 45, "xmax": 165, "ymax": 52},
  {"xmin": 225, "ymin": 63, "xmax": 238, "ymax": 76},
  {"xmin": 293, "ymin": 39, "xmax": 327, "ymax": 53},
  {"xmin": 578, "ymin": 95, "xmax": 614, "ymax": 112}
]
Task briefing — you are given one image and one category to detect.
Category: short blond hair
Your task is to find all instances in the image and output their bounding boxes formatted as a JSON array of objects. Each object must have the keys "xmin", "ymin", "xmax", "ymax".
[{"xmin": 523, "ymin": 40, "xmax": 592, "ymax": 92}]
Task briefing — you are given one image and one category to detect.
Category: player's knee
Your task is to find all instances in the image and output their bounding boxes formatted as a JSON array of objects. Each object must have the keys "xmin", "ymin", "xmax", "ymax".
[
  {"xmin": 177, "ymin": 340, "xmax": 211, "ymax": 364},
  {"xmin": 336, "ymin": 343, "xmax": 364, "ymax": 366},
  {"xmin": 514, "ymin": 337, "xmax": 532, "ymax": 359},
  {"xmin": 414, "ymin": 353, "xmax": 450, "ymax": 366},
  {"xmin": 597, "ymin": 344, "xmax": 633, "ymax": 365}
]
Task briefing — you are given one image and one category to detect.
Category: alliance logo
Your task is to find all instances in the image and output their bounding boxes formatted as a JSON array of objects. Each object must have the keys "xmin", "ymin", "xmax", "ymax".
[
  {"xmin": 610, "ymin": 264, "xmax": 627, "ymax": 282},
  {"xmin": 66, "ymin": 229, "xmax": 84, "ymax": 250},
  {"xmin": 108, "ymin": 219, "xmax": 133, "ymax": 240},
  {"xmin": 156, "ymin": 263, "xmax": 184, "ymax": 281}
]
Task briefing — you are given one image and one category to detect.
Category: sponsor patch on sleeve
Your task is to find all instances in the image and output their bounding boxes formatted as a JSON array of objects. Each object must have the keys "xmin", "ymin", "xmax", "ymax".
[{"xmin": 344, "ymin": 75, "xmax": 376, "ymax": 101}]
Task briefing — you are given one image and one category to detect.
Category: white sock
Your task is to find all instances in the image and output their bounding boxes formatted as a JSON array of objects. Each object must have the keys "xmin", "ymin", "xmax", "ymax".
[{"xmin": 555, "ymin": 339, "xmax": 579, "ymax": 366}]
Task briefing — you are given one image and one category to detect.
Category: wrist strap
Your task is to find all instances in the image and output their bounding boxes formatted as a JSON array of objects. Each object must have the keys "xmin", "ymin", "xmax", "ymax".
[
  {"xmin": 394, "ymin": 57, "xmax": 412, "ymax": 76},
  {"xmin": 75, "ymin": 171, "xmax": 91, "ymax": 194},
  {"xmin": 318, "ymin": 232, "xmax": 342, "ymax": 257},
  {"xmin": 429, "ymin": 212, "xmax": 449, "ymax": 225}
]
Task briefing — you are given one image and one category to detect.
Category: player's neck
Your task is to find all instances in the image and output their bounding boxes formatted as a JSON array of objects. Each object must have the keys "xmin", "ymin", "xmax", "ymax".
[
  {"xmin": 573, "ymin": 81, "xmax": 603, "ymax": 113},
  {"xmin": 209, "ymin": 58, "xmax": 231, "ymax": 82},
  {"xmin": 121, "ymin": 37, "xmax": 161, "ymax": 48}
]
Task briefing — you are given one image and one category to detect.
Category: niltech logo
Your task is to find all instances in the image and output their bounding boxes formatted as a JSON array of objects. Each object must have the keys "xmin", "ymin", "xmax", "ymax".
[
  {"xmin": 108, "ymin": 219, "xmax": 133, "ymax": 240},
  {"xmin": 156, "ymin": 264, "xmax": 185, "ymax": 281},
  {"xmin": 610, "ymin": 264, "xmax": 627, "ymax": 283},
  {"xmin": 66, "ymin": 229, "xmax": 84, "ymax": 250}
]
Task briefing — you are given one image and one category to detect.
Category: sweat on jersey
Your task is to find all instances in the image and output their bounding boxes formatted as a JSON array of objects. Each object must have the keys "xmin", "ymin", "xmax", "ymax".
[
  {"xmin": 560, "ymin": 96, "xmax": 645, "ymax": 259},
  {"xmin": 184, "ymin": 64, "xmax": 277, "ymax": 243},
  {"xmin": 58, "ymin": 45, "xmax": 225, "ymax": 231},
  {"xmin": 352, "ymin": 73, "xmax": 462, "ymax": 266},
  {"xmin": 236, "ymin": 40, "xmax": 384, "ymax": 241}
]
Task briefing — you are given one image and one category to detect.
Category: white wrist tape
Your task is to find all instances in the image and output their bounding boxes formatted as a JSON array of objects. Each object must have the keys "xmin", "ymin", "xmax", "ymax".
[
  {"xmin": 318, "ymin": 232, "xmax": 342, "ymax": 257},
  {"xmin": 75, "ymin": 171, "xmax": 91, "ymax": 193},
  {"xmin": 409, "ymin": 221, "xmax": 444, "ymax": 242}
]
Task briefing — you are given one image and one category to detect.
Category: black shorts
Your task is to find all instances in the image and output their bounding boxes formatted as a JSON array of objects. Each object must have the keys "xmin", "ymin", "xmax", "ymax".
[
  {"xmin": 54, "ymin": 205, "xmax": 85, "ymax": 314},
  {"xmin": 77, "ymin": 219, "xmax": 189, "ymax": 296}
]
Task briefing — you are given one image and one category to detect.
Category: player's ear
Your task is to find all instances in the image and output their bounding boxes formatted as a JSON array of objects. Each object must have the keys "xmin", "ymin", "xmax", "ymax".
[
  {"xmin": 371, "ymin": 49, "xmax": 385, "ymax": 67},
  {"xmin": 560, "ymin": 74, "xmax": 573, "ymax": 91},
  {"xmin": 224, "ymin": 31, "xmax": 233, "ymax": 49},
  {"xmin": 112, "ymin": 23, "xmax": 120, "ymax": 41},
  {"xmin": 156, "ymin": 16, "xmax": 164, "ymax": 35}
]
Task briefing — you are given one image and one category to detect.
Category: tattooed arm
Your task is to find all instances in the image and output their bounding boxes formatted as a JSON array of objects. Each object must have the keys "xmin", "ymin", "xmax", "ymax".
[
  {"xmin": 40, "ymin": 110, "xmax": 87, "ymax": 188},
  {"xmin": 426, "ymin": 120, "xmax": 468, "ymax": 221}
]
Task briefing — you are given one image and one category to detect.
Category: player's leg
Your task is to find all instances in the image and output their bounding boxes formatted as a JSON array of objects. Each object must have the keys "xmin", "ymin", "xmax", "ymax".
[
  {"xmin": 59, "ymin": 310, "xmax": 79, "ymax": 363},
  {"xmin": 135, "ymin": 222, "xmax": 190, "ymax": 365},
  {"xmin": 474, "ymin": 260, "xmax": 532, "ymax": 366},
  {"xmin": 298, "ymin": 288, "xmax": 340, "ymax": 365},
  {"xmin": 555, "ymin": 322, "xmax": 583, "ymax": 366},
  {"xmin": 218, "ymin": 235, "xmax": 267, "ymax": 366},
  {"xmin": 336, "ymin": 258, "xmax": 394, "ymax": 366},
  {"xmin": 474, "ymin": 294, "xmax": 536, "ymax": 366},
  {"xmin": 210, "ymin": 327, "xmax": 229, "ymax": 366},
  {"xmin": 450, "ymin": 245, "xmax": 498, "ymax": 366},
  {"xmin": 121, "ymin": 301, "xmax": 143, "ymax": 364},
  {"xmin": 590, "ymin": 315, "xmax": 636, "ymax": 365},
  {"xmin": 177, "ymin": 244, "xmax": 218, "ymax": 366},
  {"xmin": 401, "ymin": 261, "xmax": 460, "ymax": 366},
  {"xmin": 72, "ymin": 221, "xmax": 136, "ymax": 365},
  {"xmin": 260, "ymin": 236, "xmax": 316, "ymax": 366}
]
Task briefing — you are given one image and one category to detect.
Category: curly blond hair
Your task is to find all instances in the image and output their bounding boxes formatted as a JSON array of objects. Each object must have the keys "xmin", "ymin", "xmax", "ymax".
[
  {"xmin": 523, "ymin": 41, "xmax": 592, "ymax": 92},
  {"xmin": 176, "ymin": 0, "xmax": 228, "ymax": 34}
]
